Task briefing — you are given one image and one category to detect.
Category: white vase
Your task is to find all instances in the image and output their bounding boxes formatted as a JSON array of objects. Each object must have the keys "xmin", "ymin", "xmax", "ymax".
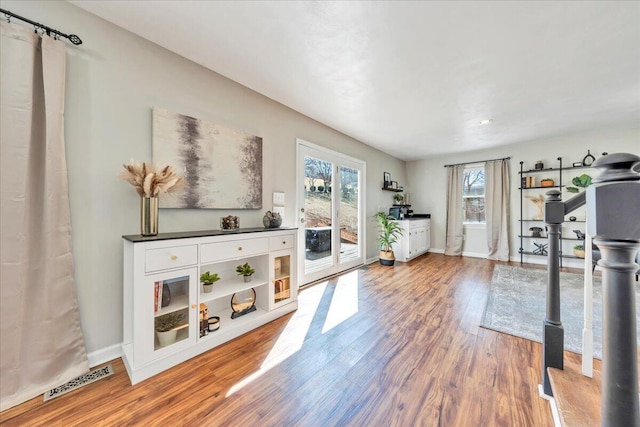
[
  {"xmin": 156, "ymin": 329, "xmax": 178, "ymax": 347},
  {"xmin": 244, "ymin": 275, "xmax": 252, "ymax": 283},
  {"xmin": 203, "ymin": 283, "xmax": 214, "ymax": 293}
]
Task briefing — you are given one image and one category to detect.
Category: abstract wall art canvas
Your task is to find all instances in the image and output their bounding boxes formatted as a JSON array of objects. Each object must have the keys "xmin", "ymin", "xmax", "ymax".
[{"xmin": 152, "ymin": 108, "xmax": 262, "ymax": 209}]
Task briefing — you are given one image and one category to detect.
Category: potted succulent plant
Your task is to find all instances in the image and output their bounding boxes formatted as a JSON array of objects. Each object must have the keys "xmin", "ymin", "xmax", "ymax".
[
  {"xmin": 374, "ymin": 211, "xmax": 403, "ymax": 266},
  {"xmin": 236, "ymin": 262, "xmax": 256, "ymax": 282},
  {"xmin": 540, "ymin": 178, "xmax": 554, "ymax": 187},
  {"xmin": 200, "ymin": 271, "xmax": 220, "ymax": 293},
  {"xmin": 573, "ymin": 244, "xmax": 586, "ymax": 258},
  {"xmin": 394, "ymin": 193, "xmax": 405, "ymax": 204},
  {"xmin": 155, "ymin": 312, "xmax": 184, "ymax": 347}
]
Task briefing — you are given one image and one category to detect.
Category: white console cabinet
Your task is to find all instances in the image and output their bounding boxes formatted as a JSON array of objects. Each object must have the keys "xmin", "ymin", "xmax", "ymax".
[
  {"xmin": 392, "ymin": 219, "xmax": 430, "ymax": 262},
  {"xmin": 122, "ymin": 228, "xmax": 297, "ymax": 384}
]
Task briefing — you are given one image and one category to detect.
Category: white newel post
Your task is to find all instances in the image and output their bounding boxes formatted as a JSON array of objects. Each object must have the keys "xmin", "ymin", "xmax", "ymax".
[{"xmin": 582, "ymin": 226, "xmax": 594, "ymax": 377}]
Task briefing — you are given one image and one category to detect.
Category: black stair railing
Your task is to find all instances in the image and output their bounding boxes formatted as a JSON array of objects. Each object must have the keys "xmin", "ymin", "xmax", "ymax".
[{"xmin": 541, "ymin": 153, "xmax": 640, "ymax": 426}]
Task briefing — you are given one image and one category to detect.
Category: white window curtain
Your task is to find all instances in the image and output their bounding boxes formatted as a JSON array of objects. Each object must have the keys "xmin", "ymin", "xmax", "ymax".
[
  {"xmin": 445, "ymin": 165, "xmax": 464, "ymax": 256},
  {"xmin": 485, "ymin": 159, "xmax": 510, "ymax": 261},
  {"xmin": 1, "ymin": 22, "xmax": 88, "ymax": 411}
]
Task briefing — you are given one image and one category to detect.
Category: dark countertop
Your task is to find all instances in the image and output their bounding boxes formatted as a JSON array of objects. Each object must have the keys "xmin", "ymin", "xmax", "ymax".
[
  {"xmin": 406, "ymin": 214, "xmax": 431, "ymax": 219},
  {"xmin": 123, "ymin": 226, "xmax": 298, "ymax": 243}
]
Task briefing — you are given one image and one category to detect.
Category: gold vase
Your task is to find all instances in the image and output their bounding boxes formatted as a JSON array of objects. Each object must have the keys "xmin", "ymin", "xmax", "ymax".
[{"xmin": 141, "ymin": 196, "xmax": 159, "ymax": 236}]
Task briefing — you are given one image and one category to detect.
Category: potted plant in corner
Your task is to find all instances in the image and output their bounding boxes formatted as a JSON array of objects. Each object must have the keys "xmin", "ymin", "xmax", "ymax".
[
  {"xmin": 236, "ymin": 262, "xmax": 256, "ymax": 282},
  {"xmin": 374, "ymin": 211, "xmax": 403, "ymax": 266},
  {"xmin": 393, "ymin": 193, "xmax": 404, "ymax": 204},
  {"xmin": 200, "ymin": 271, "xmax": 220, "ymax": 293},
  {"xmin": 155, "ymin": 312, "xmax": 184, "ymax": 347}
]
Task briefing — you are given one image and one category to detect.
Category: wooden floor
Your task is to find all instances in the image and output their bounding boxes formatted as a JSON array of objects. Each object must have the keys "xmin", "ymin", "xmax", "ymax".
[{"xmin": 0, "ymin": 254, "xmax": 596, "ymax": 426}]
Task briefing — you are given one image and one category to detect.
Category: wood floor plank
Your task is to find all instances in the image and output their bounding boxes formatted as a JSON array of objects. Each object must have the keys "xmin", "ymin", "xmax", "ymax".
[{"xmin": 1, "ymin": 254, "xmax": 565, "ymax": 426}]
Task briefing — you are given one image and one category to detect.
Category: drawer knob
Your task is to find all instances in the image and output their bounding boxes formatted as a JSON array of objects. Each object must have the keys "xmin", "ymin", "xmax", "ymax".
[
  {"xmin": 171, "ymin": 255, "xmax": 177, "ymax": 260},
  {"xmin": 191, "ymin": 304, "xmax": 196, "ymax": 309},
  {"xmin": 282, "ymin": 241, "xmax": 286, "ymax": 245},
  {"xmin": 238, "ymin": 246, "xmax": 243, "ymax": 251}
]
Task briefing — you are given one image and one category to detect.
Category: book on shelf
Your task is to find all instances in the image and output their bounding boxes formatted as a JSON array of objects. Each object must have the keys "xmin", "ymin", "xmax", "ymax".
[
  {"xmin": 157, "ymin": 282, "xmax": 163, "ymax": 311},
  {"xmin": 154, "ymin": 282, "xmax": 159, "ymax": 312}
]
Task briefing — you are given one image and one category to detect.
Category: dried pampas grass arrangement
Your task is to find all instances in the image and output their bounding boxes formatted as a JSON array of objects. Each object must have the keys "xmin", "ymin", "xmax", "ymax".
[{"xmin": 119, "ymin": 159, "xmax": 184, "ymax": 197}]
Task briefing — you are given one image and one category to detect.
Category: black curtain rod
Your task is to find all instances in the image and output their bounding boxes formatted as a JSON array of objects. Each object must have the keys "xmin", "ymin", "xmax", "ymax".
[
  {"xmin": 443, "ymin": 156, "xmax": 511, "ymax": 168},
  {"xmin": 0, "ymin": 8, "xmax": 82, "ymax": 45}
]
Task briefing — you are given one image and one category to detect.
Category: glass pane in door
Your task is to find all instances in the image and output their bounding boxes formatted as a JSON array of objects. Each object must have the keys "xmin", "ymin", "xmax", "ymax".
[
  {"xmin": 303, "ymin": 156, "xmax": 334, "ymax": 276},
  {"xmin": 153, "ymin": 275, "xmax": 190, "ymax": 351},
  {"xmin": 339, "ymin": 166, "xmax": 360, "ymax": 264}
]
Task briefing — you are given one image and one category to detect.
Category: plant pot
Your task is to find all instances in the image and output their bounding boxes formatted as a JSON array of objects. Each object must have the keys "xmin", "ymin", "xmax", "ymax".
[
  {"xmin": 243, "ymin": 275, "xmax": 252, "ymax": 283},
  {"xmin": 203, "ymin": 283, "xmax": 214, "ymax": 293},
  {"xmin": 156, "ymin": 329, "xmax": 178, "ymax": 347},
  {"xmin": 574, "ymin": 248, "xmax": 585, "ymax": 258},
  {"xmin": 541, "ymin": 180, "xmax": 554, "ymax": 187},
  {"xmin": 379, "ymin": 250, "xmax": 396, "ymax": 266}
]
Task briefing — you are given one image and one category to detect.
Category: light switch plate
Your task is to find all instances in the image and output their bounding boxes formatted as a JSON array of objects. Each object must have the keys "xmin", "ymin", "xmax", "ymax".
[{"xmin": 272, "ymin": 192, "xmax": 285, "ymax": 206}]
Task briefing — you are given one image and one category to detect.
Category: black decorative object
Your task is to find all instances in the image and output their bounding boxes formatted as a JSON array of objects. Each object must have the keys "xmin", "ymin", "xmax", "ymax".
[
  {"xmin": 230, "ymin": 288, "xmax": 257, "ymax": 319},
  {"xmin": 529, "ymin": 227, "xmax": 543, "ymax": 237},
  {"xmin": 569, "ymin": 216, "xmax": 577, "ymax": 222},
  {"xmin": 535, "ymin": 161, "xmax": 544, "ymax": 170},
  {"xmin": 161, "ymin": 283, "xmax": 171, "ymax": 308},
  {"xmin": 532, "ymin": 242, "xmax": 548, "ymax": 255},
  {"xmin": 582, "ymin": 149, "xmax": 596, "ymax": 166},
  {"xmin": 383, "ymin": 172, "xmax": 391, "ymax": 188},
  {"xmin": 573, "ymin": 229, "xmax": 586, "ymax": 240}
]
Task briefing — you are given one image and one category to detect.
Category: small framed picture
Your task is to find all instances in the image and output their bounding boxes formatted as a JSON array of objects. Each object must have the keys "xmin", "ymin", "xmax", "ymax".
[{"xmin": 383, "ymin": 172, "xmax": 391, "ymax": 187}]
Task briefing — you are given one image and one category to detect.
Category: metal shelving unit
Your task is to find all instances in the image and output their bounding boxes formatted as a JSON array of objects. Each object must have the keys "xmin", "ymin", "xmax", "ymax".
[{"xmin": 518, "ymin": 158, "xmax": 591, "ymax": 265}]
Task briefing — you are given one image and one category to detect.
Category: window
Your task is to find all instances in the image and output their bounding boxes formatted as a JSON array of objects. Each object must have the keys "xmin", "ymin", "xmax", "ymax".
[{"xmin": 463, "ymin": 166, "xmax": 485, "ymax": 223}]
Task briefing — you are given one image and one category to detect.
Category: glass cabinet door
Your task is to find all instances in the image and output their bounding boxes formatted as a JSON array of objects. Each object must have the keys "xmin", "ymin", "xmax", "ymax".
[
  {"xmin": 272, "ymin": 252, "xmax": 292, "ymax": 308},
  {"xmin": 138, "ymin": 268, "xmax": 196, "ymax": 364}
]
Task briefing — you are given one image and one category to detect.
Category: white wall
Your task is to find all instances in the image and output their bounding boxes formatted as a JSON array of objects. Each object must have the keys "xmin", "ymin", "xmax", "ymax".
[
  {"xmin": 2, "ymin": 1, "xmax": 407, "ymax": 358},
  {"xmin": 407, "ymin": 128, "xmax": 639, "ymax": 265}
]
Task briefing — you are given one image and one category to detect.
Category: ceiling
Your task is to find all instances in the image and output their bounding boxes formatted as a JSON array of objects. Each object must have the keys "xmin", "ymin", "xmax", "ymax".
[{"xmin": 70, "ymin": 1, "xmax": 640, "ymax": 161}]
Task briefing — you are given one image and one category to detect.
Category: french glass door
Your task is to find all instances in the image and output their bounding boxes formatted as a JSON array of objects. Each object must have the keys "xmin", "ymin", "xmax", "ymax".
[{"xmin": 297, "ymin": 140, "xmax": 365, "ymax": 285}]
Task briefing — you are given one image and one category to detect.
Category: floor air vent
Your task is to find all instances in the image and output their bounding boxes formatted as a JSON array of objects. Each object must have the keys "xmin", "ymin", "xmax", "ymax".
[{"xmin": 43, "ymin": 364, "xmax": 114, "ymax": 402}]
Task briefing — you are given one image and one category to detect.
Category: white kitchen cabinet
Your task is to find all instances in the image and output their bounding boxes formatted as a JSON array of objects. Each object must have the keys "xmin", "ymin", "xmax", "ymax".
[
  {"xmin": 122, "ymin": 228, "xmax": 297, "ymax": 384},
  {"xmin": 392, "ymin": 219, "xmax": 431, "ymax": 262}
]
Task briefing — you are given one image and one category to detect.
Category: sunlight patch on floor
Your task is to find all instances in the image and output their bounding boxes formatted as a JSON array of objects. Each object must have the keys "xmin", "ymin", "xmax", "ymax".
[
  {"xmin": 226, "ymin": 281, "xmax": 327, "ymax": 397},
  {"xmin": 321, "ymin": 270, "xmax": 359, "ymax": 334}
]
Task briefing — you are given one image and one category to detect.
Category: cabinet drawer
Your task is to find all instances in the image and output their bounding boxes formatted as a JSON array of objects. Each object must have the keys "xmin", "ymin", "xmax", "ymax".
[
  {"xmin": 201, "ymin": 238, "xmax": 268, "ymax": 263},
  {"xmin": 269, "ymin": 234, "xmax": 294, "ymax": 251},
  {"xmin": 145, "ymin": 245, "xmax": 197, "ymax": 273},
  {"xmin": 410, "ymin": 220, "xmax": 428, "ymax": 229}
]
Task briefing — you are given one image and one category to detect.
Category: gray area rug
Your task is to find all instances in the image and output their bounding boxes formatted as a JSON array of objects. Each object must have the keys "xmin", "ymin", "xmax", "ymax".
[{"xmin": 481, "ymin": 264, "xmax": 640, "ymax": 359}]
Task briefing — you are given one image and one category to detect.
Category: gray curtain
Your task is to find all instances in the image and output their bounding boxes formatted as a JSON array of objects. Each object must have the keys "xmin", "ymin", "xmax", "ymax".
[
  {"xmin": 445, "ymin": 165, "xmax": 464, "ymax": 256},
  {"xmin": 485, "ymin": 159, "xmax": 510, "ymax": 261},
  {"xmin": 1, "ymin": 22, "xmax": 88, "ymax": 411}
]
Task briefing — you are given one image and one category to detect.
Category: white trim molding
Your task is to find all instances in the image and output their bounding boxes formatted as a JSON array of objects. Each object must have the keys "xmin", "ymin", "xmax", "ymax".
[{"xmin": 87, "ymin": 343, "xmax": 123, "ymax": 368}]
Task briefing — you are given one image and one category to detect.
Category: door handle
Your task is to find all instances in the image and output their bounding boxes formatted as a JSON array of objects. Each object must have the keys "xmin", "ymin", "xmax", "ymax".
[{"xmin": 300, "ymin": 218, "xmax": 306, "ymax": 223}]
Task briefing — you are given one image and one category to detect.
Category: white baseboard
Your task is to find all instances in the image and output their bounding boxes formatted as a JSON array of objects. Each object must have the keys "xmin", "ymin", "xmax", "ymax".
[
  {"xmin": 428, "ymin": 248, "xmax": 444, "ymax": 254},
  {"xmin": 365, "ymin": 256, "xmax": 379, "ymax": 265},
  {"xmin": 87, "ymin": 343, "xmax": 123, "ymax": 368},
  {"xmin": 538, "ymin": 384, "xmax": 561, "ymax": 427},
  {"xmin": 461, "ymin": 251, "xmax": 488, "ymax": 259}
]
